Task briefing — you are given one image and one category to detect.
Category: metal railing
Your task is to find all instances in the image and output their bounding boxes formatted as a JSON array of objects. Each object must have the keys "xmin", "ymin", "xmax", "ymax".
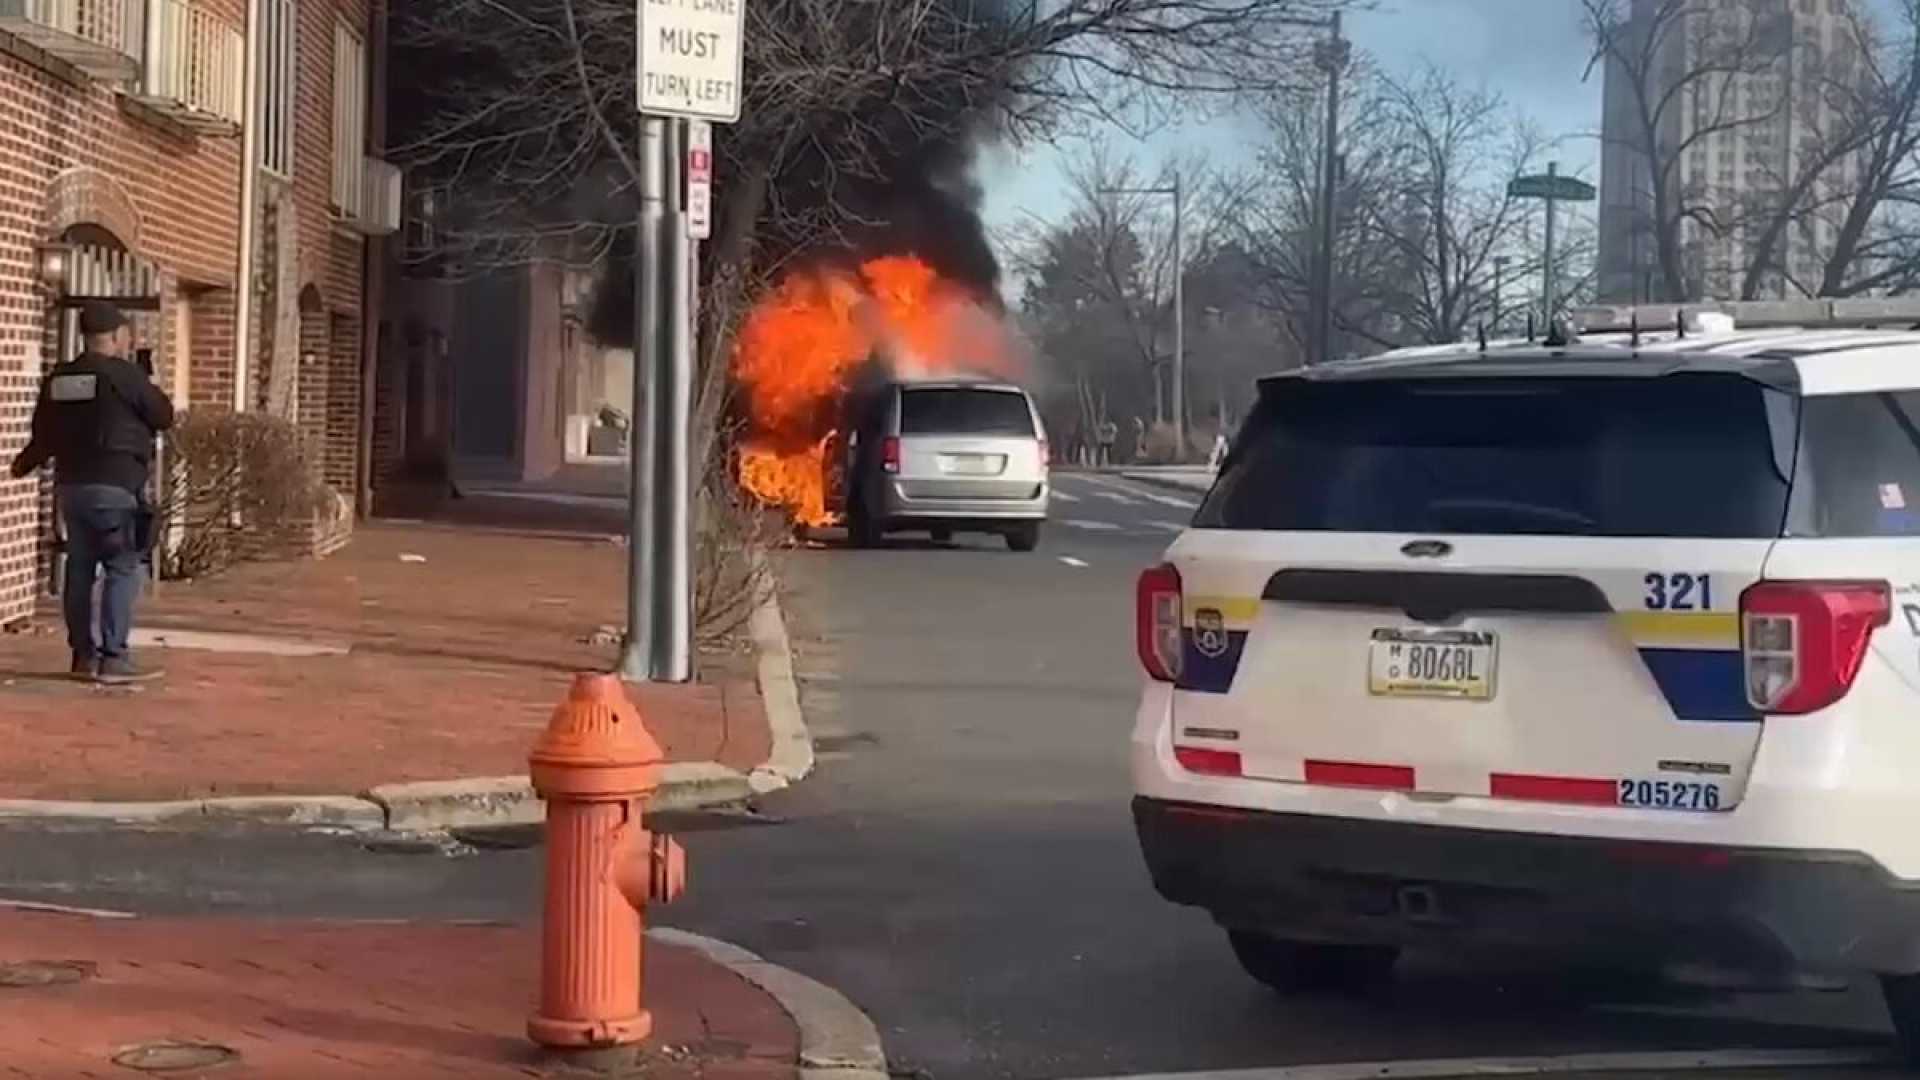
[
  {"xmin": 135, "ymin": 0, "xmax": 243, "ymax": 131},
  {"xmin": 1573, "ymin": 298, "xmax": 1920, "ymax": 334},
  {"xmin": 0, "ymin": 0, "xmax": 142, "ymax": 77}
]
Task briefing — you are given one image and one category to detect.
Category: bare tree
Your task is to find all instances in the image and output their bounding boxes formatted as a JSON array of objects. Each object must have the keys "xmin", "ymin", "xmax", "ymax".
[{"xmin": 1360, "ymin": 66, "xmax": 1549, "ymax": 344}]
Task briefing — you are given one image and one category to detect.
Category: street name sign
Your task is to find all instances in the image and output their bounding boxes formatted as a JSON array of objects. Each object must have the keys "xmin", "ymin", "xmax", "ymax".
[
  {"xmin": 687, "ymin": 120, "xmax": 713, "ymax": 238},
  {"xmin": 1508, "ymin": 174, "xmax": 1596, "ymax": 202},
  {"xmin": 638, "ymin": 0, "xmax": 745, "ymax": 122}
]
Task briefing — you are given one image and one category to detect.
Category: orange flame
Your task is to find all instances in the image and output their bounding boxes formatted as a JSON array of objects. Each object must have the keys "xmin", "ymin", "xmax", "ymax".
[{"xmin": 732, "ymin": 254, "xmax": 1022, "ymax": 527}]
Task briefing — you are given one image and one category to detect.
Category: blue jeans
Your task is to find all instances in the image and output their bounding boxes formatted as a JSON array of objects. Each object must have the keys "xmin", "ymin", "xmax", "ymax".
[{"xmin": 58, "ymin": 484, "xmax": 142, "ymax": 661}]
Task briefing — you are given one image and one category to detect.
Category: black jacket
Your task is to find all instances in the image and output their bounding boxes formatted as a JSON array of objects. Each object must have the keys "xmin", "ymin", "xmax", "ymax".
[{"xmin": 11, "ymin": 352, "xmax": 176, "ymax": 494}]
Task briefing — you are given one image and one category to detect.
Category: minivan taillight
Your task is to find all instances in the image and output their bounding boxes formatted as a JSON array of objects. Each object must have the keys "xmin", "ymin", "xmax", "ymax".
[
  {"xmin": 1137, "ymin": 563, "xmax": 1184, "ymax": 682},
  {"xmin": 881, "ymin": 436, "xmax": 901, "ymax": 473},
  {"xmin": 1741, "ymin": 581, "xmax": 1890, "ymax": 714}
]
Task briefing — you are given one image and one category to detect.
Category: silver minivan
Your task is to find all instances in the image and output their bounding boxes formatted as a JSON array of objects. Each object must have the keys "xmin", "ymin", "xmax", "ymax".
[{"xmin": 828, "ymin": 378, "xmax": 1049, "ymax": 550}]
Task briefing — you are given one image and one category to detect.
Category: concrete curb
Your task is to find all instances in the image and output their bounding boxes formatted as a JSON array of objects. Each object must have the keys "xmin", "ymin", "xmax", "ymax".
[
  {"xmin": 1118, "ymin": 469, "xmax": 1214, "ymax": 496},
  {"xmin": 747, "ymin": 567, "xmax": 814, "ymax": 797},
  {"xmin": 0, "ymin": 562, "xmax": 814, "ymax": 833},
  {"xmin": 648, "ymin": 927, "xmax": 888, "ymax": 1080}
]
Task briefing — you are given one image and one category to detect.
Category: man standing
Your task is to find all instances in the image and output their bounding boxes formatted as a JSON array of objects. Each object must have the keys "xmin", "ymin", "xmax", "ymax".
[{"xmin": 10, "ymin": 302, "xmax": 175, "ymax": 683}]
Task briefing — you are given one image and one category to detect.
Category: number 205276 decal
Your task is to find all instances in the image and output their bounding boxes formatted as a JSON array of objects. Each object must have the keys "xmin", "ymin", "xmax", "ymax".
[{"xmin": 1617, "ymin": 779, "xmax": 1723, "ymax": 811}]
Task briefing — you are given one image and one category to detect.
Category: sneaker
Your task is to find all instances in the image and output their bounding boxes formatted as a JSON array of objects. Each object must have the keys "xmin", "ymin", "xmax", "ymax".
[
  {"xmin": 69, "ymin": 653, "xmax": 96, "ymax": 681},
  {"xmin": 95, "ymin": 657, "xmax": 162, "ymax": 685}
]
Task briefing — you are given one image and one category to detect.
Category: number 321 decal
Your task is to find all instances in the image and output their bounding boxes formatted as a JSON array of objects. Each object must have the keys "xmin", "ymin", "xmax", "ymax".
[{"xmin": 1644, "ymin": 572, "xmax": 1713, "ymax": 611}]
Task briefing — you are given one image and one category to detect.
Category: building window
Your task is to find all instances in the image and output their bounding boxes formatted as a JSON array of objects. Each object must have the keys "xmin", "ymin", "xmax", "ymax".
[
  {"xmin": 330, "ymin": 20, "xmax": 368, "ymax": 213},
  {"xmin": 260, "ymin": 0, "xmax": 295, "ymax": 176}
]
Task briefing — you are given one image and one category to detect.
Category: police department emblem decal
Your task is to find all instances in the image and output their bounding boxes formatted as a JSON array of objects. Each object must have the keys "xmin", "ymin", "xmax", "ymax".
[{"xmin": 1193, "ymin": 607, "xmax": 1228, "ymax": 659}]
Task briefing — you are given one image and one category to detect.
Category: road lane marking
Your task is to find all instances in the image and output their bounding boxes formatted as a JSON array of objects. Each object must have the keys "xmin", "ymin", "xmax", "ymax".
[
  {"xmin": 1094, "ymin": 491, "xmax": 1140, "ymax": 506},
  {"xmin": 1146, "ymin": 520, "xmax": 1186, "ymax": 532},
  {"xmin": 1051, "ymin": 490, "xmax": 1081, "ymax": 503},
  {"xmin": 1058, "ymin": 556, "xmax": 1089, "ymax": 568},
  {"xmin": 1061, "ymin": 519, "xmax": 1121, "ymax": 531},
  {"xmin": 1081, "ymin": 472, "xmax": 1201, "ymax": 509},
  {"xmin": 1064, "ymin": 1045, "xmax": 1893, "ymax": 1080}
]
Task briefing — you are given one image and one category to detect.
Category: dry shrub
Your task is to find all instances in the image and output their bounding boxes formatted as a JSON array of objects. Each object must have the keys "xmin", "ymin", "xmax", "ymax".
[
  {"xmin": 1142, "ymin": 421, "xmax": 1184, "ymax": 464},
  {"xmin": 155, "ymin": 411, "xmax": 330, "ymax": 579},
  {"xmin": 694, "ymin": 446, "xmax": 781, "ymax": 650}
]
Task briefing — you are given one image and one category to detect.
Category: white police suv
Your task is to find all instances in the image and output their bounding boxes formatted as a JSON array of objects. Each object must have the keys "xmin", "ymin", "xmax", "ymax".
[{"xmin": 1131, "ymin": 300, "xmax": 1920, "ymax": 1056}]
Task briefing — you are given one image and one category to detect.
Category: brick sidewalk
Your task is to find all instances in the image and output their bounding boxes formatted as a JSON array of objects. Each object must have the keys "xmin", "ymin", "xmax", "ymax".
[
  {"xmin": 0, "ymin": 521, "xmax": 770, "ymax": 802},
  {"xmin": 0, "ymin": 911, "xmax": 797, "ymax": 1078}
]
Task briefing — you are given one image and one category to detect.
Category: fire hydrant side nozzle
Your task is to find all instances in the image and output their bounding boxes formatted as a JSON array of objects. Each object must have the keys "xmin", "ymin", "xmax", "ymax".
[{"xmin": 526, "ymin": 672, "xmax": 686, "ymax": 1055}]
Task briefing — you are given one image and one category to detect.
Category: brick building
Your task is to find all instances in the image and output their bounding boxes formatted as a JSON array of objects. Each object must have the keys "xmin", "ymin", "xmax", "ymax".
[{"xmin": 0, "ymin": 0, "xmax": 396, "ymax": 628}]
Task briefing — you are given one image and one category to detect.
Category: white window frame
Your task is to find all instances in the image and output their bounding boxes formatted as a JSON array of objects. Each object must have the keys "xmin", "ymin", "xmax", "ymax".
[
  {"xmin": 330, "ymin": 19, "xmax": 368, "ymax": 214},
  {"xmin": 259, "ymin": 0, "xmax": 296, "ymax": 176}
]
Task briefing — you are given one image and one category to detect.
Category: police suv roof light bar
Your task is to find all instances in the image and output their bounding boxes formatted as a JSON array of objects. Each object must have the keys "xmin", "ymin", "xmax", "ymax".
[{"xmin": 1572, "ymin": 297, "xmax": 1920, "ymax": 335}]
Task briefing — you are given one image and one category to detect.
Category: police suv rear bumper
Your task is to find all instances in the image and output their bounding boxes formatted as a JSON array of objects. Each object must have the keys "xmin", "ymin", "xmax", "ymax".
[{"xmin": 1133, "ymin": 796, "xmax": 1920, "ymax": 977}]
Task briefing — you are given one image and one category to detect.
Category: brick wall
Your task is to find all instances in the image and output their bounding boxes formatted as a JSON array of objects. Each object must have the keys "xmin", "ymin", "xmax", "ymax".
[{"xmin": 0, "ymin": 19, "xmax": 247, "ymax": 627}]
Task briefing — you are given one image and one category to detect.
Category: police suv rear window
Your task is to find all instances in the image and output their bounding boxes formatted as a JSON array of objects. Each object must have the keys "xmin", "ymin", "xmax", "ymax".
[
  {"xmin": 1790, "ymin": 391, "xmax": 1920, "ymax": 537},
  {"xmin": 1196, "ymin": 375, "xmax": 1792, "ymax": 538},
  {"xmin": 899, "ymin": 388, "xmax": 1034, "ymax": 436}
]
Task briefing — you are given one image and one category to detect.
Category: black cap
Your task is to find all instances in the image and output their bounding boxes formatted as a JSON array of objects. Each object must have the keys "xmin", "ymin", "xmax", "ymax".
[{"xmin": 78, "ymin": 300, "xmax": 126, "ymax": 336}]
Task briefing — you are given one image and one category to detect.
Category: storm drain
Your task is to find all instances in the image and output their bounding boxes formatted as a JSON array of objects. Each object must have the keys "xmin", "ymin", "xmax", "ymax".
[
  {"xmin": 111, "ymin": 1041, "xmax": 238, "ymax": 1072},
  {"xmin": 0, "ymin": 960, "xmax": 95, "ymax": 987}
]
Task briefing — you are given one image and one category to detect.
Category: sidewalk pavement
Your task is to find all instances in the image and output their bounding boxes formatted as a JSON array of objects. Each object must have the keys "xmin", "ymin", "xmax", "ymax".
[
  {"xmin": 0, "ymin": 909, "xmax": 806, "ymax": 1079},
  {"xmin": 0, "ymin": 515, "xmax": 778, "ymax": 817}
]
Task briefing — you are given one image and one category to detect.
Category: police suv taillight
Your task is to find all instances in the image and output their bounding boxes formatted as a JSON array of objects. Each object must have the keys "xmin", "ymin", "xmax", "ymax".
[
  {"xmin": 1741, "ymin": 581, "xmax": 1890, "ymax": 714},
  {"xmin": 880, "ymin": 436, "xmax": 901, "ymax": 473},
  {"xmin": 1137, "ymin": 563, "xmax": 1184, "ymax": 682}
]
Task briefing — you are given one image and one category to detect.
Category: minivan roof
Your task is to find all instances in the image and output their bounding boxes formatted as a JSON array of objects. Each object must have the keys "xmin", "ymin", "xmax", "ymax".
[{"xmin": 893, "ymin": 377, "xmax": 1027, "ymax": 394}]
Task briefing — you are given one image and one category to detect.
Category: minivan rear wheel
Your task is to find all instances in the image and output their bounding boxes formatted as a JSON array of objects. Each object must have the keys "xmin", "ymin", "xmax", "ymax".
[
  {"xmin": 1005, "ymin": 521, "xmax": 1041, "ymax": 552},
  {"xmin": 1227, "ymin": 930, "xmax": 1397, "ymax": 996}
]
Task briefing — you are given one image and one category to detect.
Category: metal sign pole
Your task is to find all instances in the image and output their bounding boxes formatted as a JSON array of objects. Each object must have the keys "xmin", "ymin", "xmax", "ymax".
[
  {"xmin": 624, "ymin": 0, "xmax": 742, "ymax": 684},
  {"xmin": 619, "ymin": 115, "xmax": 669, "ymax": 682},
  {"xmin": 650, "ymin": 117, "xmax": 693, "ymax": 682}
]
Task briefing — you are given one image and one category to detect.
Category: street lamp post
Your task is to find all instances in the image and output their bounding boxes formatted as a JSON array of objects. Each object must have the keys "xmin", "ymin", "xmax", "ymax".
[
  {"xmin": 1100, "ymin": 177, "xmax": 1186, "ymax": 455},
  {"xmin": 1313, "ymin": 11, "xmax": 1350, "ymax": 365}
]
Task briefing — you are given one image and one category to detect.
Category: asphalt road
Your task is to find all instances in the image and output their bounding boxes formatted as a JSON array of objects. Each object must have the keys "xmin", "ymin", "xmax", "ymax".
[{"xmin": 0, "ymin": 470, "xmax": 1905, "ymax": 1080}]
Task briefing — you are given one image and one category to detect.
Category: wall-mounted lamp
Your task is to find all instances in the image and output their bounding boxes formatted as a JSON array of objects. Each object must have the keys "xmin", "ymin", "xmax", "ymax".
[{"xmin": 34, "ymin": 243, "xmax": 74, "ymax": 295}]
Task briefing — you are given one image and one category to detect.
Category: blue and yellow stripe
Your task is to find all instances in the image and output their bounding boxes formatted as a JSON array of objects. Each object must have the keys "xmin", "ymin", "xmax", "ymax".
[{"xmin": 1173, "ymin": 600, "xmax": 1755, "ymax": 720}]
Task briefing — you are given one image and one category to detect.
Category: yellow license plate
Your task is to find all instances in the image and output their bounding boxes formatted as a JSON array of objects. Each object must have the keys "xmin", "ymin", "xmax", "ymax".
[{"xmin": 1368, "ymin": 629, "xmax": 1497, "ymax": 700}]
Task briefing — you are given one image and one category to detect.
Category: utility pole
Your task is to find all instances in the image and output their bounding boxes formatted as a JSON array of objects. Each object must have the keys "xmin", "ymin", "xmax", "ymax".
[
  {"xmin": 1170, "ymin": 170, "xmax": 1184, "ymax": 454},
  {"xmin": 1313, "ymin": 11, "xmax": 1349, "ymax": 365}
]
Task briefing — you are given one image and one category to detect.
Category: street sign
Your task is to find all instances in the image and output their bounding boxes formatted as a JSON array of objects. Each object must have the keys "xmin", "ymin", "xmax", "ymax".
[
  {"xmin": 637, "ymin": 0, "xmax": 746, "ymax": 122},
  {"xmin": 1508, "ymin": 174, "xmax": 1597, "ymax": 202},
  {"xmin": 687, "ymin": 119, "xmax": 713, "ymax": 239}
]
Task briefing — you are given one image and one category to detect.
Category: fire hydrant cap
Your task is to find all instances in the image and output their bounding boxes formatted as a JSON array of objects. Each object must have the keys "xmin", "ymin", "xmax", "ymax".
[{"xmin": 529, "ymin": 673, "xmax": 665, "ymax": 797}]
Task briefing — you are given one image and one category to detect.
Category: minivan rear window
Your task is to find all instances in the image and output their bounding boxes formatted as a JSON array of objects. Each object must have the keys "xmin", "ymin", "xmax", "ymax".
[
  {"xmin": 1196, "ymin": 375, "xmax": 1794, "ymax": 538},
  {"xmin": 899, "ymin": 388, "xmax": 1035, "ymax": 436}
]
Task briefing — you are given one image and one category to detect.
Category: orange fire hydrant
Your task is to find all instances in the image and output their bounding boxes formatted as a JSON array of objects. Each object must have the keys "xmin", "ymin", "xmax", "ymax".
[{"xmin": 526, "ymin": 673, "xmax": 688, "ymax": 1054}]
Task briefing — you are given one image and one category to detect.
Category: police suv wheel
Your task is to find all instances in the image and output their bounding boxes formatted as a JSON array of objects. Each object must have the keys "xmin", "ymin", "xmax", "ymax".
[
  {"xmin": 1227, "ymin": 930, "xmax": 1397, "ymax": 996},
  {"xmin": 1005, "ymin": 522, "xmax": 1041, "ymax": 552},
  {"xmin": 1882, "ymin": 975, "xmax": 1920, "ymax": 1064}
]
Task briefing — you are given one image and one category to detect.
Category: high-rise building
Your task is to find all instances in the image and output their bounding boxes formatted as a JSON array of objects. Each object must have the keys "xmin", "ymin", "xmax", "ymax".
[{"xmin": 1597, "ymin": 0, "xmax": 1867, "ymax": 302}]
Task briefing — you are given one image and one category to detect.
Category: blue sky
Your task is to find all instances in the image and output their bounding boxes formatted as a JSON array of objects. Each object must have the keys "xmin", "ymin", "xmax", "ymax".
[{"xmin": 980, "ymin": 0, "xmax": 1604, "ymax": 275}]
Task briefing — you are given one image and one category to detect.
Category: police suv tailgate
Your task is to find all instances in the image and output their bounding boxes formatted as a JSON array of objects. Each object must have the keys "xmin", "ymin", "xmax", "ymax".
[{"xmin": 1171, "ymin": 372, "xmax": 1794, "ymax": 812}]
